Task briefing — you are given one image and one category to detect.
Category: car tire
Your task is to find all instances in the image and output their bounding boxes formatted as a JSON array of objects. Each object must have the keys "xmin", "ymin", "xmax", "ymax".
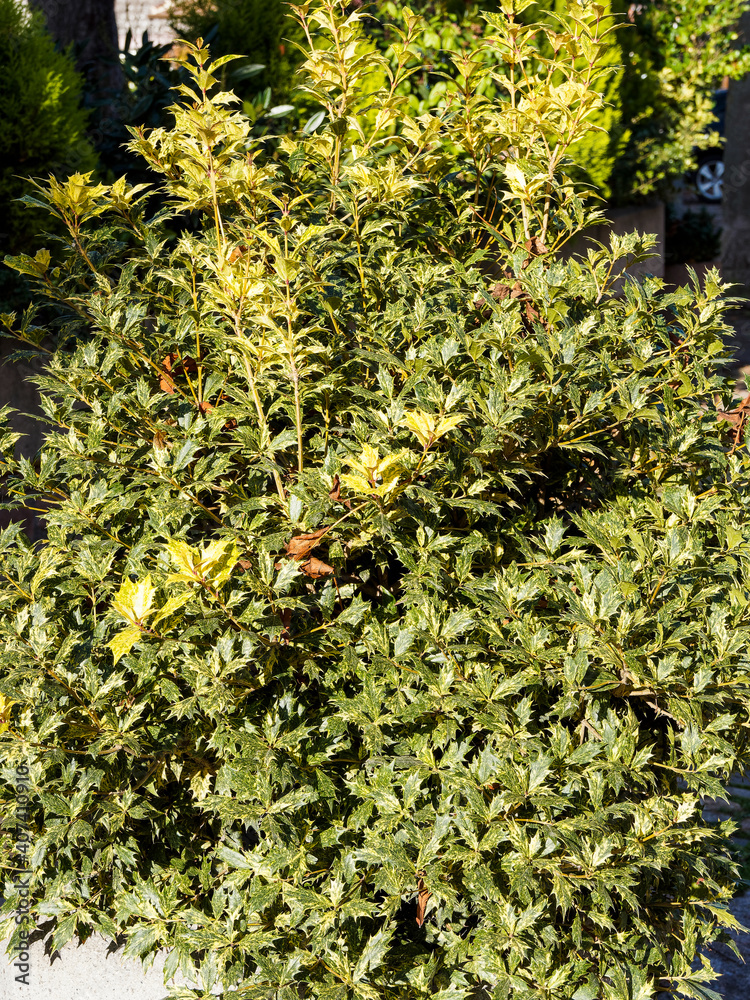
[{"xmin": 695, "ymin": 154, "xmax": 724, "ymax": 203}]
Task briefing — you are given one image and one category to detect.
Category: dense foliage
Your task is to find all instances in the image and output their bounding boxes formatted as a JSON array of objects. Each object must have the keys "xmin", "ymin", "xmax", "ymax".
[
  {"xmin": 2, "ymin": 2, "xmax": 750, "ymax": 998},
  {"xmin": 602, "ymin": 0, "xmax": 750, "ymax": 203},
  {"xmin": 166, "ymin": 0, "xmax": 750, "ymax": 202},
  {"xmin": 0, "ymin": 0, "xmax": 96, "ymax": 307}
]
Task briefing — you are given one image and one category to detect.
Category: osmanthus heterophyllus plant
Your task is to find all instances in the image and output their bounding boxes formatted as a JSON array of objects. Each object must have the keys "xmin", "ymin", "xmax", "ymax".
[{"xmin": 1, "ymin": 1, "xmax": 750, "ymax": 998}]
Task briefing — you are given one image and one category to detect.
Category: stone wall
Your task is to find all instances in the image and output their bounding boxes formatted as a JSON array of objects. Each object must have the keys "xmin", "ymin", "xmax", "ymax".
[
  {"xmin": 115, "ymin": 0, "xmax": 176, "ymax": 49},
  {"xmin": 722, "ymin": 9, "xmax": 750, "ymax": 299}
]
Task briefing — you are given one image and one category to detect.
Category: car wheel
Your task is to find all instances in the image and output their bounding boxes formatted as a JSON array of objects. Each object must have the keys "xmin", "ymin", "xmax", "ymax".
[{"xmin": 695, "ymin": 155, "xmax": 724, "ymax": 202}]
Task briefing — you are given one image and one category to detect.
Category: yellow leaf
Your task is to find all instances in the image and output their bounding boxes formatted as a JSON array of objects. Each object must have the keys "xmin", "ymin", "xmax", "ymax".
[
  {"xmin": 152, "ymin": 591, "xmax": 195, "ymax": 628},
  {"xmin": 505, "ymin": 161, "xmax": 527, "ymax": 195},
  {"xmin": 167, "ymin": 537, "xmax": 240, "ymax": 589},
  {"xmin": 340, "ymin": 472, "xmax": 372, "ymax": 494},
  {"xmin": 198, "ymin": 538, "xmax": 240, "ymax": 588},
  {"xmin": 404, "ymin": 411, "xmax": 464, "ymax": 448},
  {"xmin": 112, "ymin": 576, "xmax": 156, "ymax": 624},
  {"xmin": 0, "ymin": 693, "xmax": 16, "ymax": 734},
  {"xmin": 404, "ymin": 411, "xmax": 436, "ymax": 448},
  {"xmin": 167, "ymin": 540, "xmax": 200, "ymax": 581},
  {"xmin": 341, "ymin": 446, "xmax": 405, "ymax": 498},
  {"xmin": 435, "ymin": 413, "xmax": 464, "ymax": 439},
  {"xmin": 107, "ymin": 625, "xmax": 142, "ymax": 665}
]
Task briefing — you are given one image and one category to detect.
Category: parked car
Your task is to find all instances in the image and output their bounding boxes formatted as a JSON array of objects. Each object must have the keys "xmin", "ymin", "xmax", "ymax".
[{"xmin": 692, "ymin": 89, "xmax": 726, "ymax": 203}]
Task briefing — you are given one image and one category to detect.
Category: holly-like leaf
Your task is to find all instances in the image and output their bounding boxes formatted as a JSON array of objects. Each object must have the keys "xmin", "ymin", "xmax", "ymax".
[
  {"xmin": 152, "ymin": 591, "xmax": 195, "ymax": 628},
  {"xmin": 0, "ymin": 693, "xmax": 16, "ymax": 734},
  {"xmin": 200, "ymin": 538, "xmax": 241, "ymax": 588},
  {"xmin": 341, "ymin": 445, "xmax": 406, "ymax": 498},
  {"xmin": 404, "ymin": 411, "xmax": 464, "ymax": 449},
  {"xmin": 107, "ymin": 624, "xmax": 142, "ymax": 665},
  {"xmin": 167, "ymin": 538, "xmax": 239, "ymax": 588},
  {"xmin": 111, "ymin": 576, "xmax": 156, "ymax": 625}
]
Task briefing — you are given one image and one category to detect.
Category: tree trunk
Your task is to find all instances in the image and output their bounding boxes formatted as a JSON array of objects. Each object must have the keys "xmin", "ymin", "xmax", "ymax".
[{"xmin": 29, "ymin": 0, "xmax": 123, "ymax": 96}]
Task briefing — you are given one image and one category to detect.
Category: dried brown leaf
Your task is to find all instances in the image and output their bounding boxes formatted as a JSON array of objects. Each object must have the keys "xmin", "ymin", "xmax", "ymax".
[
  {"xmin": 301, "ymin": 557, "xmax": 335, "ymax": 579},
  {"xmin": 717, "ymin": 397, "xmax": 750, "ymax": 447},
  {"xmin": 160, "ymin": 352, "xmax": 198, "ymax": 393},
  {"xmin": 159, "ymin": 362, "xmax": 176, "ymax": 394},
  {"xmin": 285, "ymin": 528, "xmax": 329, "ymax": 561},
  {"xmin": 416, "ymin": 876, "xmax": 430, "ymax": 927}
]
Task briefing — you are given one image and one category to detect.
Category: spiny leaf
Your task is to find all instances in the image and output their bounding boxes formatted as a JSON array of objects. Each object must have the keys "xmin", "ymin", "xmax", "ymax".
[
  {"xmin": 111, "ymin": 576, "xmax": 156, "ymax": 624},
  {"xmin": 107, "ymin": 624, "xmax": 142, "ymax": 665}
]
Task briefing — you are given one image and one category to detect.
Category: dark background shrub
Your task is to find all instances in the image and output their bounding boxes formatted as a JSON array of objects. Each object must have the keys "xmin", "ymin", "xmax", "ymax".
[
  {"xmin": 665, "ymin": 206, "xmax": 722, "ymax": 266},
  {"xmin": 169, "ymin": 0, "xmax": 305, "ymax": 105},
  {"xmin": 0, "ymin": 0, "xmax": 96, "ymax": 309}
]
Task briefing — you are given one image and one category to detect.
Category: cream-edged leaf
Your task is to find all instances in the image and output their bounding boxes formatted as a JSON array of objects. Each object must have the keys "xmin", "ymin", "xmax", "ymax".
[{"xmin": 152, "ymin": 591, "xmax": 196, "ymax": 628}]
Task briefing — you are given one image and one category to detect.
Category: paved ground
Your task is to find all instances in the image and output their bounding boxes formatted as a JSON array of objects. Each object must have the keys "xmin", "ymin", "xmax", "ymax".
[
  {"xmin": 703, "ymin": 891, "xmax": 750, "ymax": 1000},
  {"xmin": 0, "ymin": 932, "xmax": 177, "ymax": 999}
]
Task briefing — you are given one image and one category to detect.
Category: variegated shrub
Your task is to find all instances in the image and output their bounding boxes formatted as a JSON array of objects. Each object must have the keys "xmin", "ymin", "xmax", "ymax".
[{"xmin": 1, "ymin": 2, "xmax": 750, "ymax": 998}]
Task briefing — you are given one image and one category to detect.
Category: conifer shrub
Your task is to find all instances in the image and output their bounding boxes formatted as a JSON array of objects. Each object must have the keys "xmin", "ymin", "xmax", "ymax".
[
  {"xmin": 0, "ymin": 0, "xmax": 96, "ymax": 307},
  {"xmin": 2, "ymin": 3, "xmax": 750, "ymax": 998}
]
